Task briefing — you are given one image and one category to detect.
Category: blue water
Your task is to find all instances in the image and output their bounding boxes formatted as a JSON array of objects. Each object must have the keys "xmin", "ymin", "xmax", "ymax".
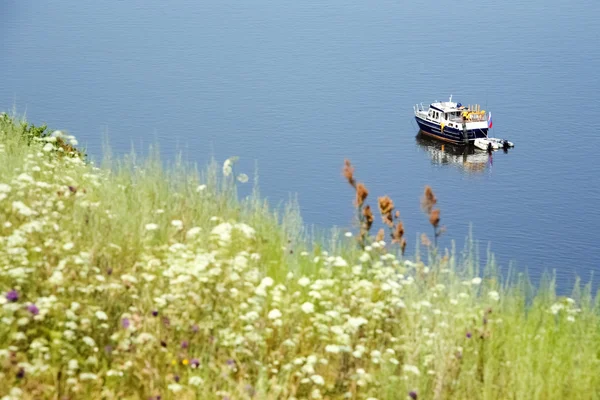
[{"xmin": 2, "ymin": 0, "xmax": 600, "ymax": 289}]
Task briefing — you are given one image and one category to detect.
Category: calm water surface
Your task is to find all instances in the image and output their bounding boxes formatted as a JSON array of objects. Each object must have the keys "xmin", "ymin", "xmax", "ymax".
[{"xmin": 2, "ymin": 0, "xmax": 600, "ymax": 290}]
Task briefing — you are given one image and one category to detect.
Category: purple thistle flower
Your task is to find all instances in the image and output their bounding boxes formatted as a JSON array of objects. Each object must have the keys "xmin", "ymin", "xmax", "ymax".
[
  {"xmin": 226, "ymin": 359, "xmax": 235, "ymax": 366},
  {"xmin": 181, "ymin": 340, "xmax": 189, "ymax": 349},
  {"xmin": 5, "ymin": 290, "xmax": 19, "ymax": 302},
  {"xmin": 162, "ymin": 317, "xmax": 170, "ymax": 327},
  {"xmin": 152, "ymin": 310, "xmax": 158, "ymax": 317},
  {"xmin": 16, "ymin": 368, "xmax": 25, "ymax": 379},
  {"xmin": 121, "ymin": 318, "xmax": 130, "ymax": 329},
  {"xmin": 191, "ymin": 358, "xmax": 200, "ymax": 368},
  {"xmin": 104, "ymin": 345, "xmax": 113, "ymax": 355},
  {"xmin": 466, "ymin": 332, "xmax": 472, "ymax": 339},
  {"xmin": 174, "ymin": 375, "xmax": 180, "ymax": 383},
  {"xmin": 191, "ymin": 324, "xmax": 199, "ymax": 333},
  {"xmin": 27, "ymin": 304, "xmax": 39, "ymax": 315},
  {"xmin": 107, "ymin": 268, "xmax": 113, "ymax": 276},
  {"xmin": 409, "ymin": 391, "xmax": 418, "ymax": 399},
  {"xmin": 160, "ymin": 340, "xmax": 167, "ymax": 348}
]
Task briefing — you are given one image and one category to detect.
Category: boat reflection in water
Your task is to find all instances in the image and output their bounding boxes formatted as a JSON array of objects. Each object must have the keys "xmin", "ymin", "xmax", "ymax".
[{"xmin": 415, "ymin": 131, "xmax": 492, "ymax": 173}]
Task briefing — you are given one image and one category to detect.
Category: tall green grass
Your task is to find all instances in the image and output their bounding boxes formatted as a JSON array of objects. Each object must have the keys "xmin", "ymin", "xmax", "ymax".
[{"xmin": 0, "ymin": 113, "xmax": 599, "ymax": 400}]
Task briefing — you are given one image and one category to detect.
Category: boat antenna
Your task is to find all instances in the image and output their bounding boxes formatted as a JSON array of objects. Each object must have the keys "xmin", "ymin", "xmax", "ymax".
[{"xmin": 449, "ymin": 94, "xmax": 453, "ymax": 103}]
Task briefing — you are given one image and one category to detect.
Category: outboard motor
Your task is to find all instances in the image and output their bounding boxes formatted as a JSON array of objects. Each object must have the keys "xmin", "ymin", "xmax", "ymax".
[
  {"xmin": 503, "ymin": 140, "xmax": 510, "ymax": 152},
  {"xmin": 487, "ymin": 142, "xmax": 493, "ymax": 154}
]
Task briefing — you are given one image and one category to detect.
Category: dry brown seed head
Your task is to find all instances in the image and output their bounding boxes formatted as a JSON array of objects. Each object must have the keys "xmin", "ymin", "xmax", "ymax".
[
  {"xmin": 363, "ymin": 205, "xmax": 374, "ymax": 231},
  {"xmin": 355, "ymin": 183, "xmax": 368, "ymax": 207},
  {"xmin": 400, "ymin": 238, "xmax": 407, "ymax": 255},
  {"xmin": 343, "ymin": 159, "xmax": 356, "ymax": 188},
  {"xmin": 421, "ymin": 185, "xmax": 437, "ymax": 214},
  {"xmin": 429, "ymin": 209, "xmax": 441, "ymax": 228},
  {"xmin": 376, "ymin": 228, "xmax": 385, "ymax": 242},
  {"xmin": 421, "ymin": 233, "xmax": 432, "ymax": 247},
  {"xmin": 378, "ymin": 196, "xmax": 394, "ymax": 216},
  {"xmin": 392, "ymin": 221, "xmax": 404, "ymax": 243}
]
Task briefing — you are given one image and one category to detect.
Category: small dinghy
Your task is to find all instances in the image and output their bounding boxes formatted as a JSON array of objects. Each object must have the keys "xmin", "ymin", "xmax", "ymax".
[{"xmin": 473, "ymin": 137, "xmax": 515, "ymax": 151}]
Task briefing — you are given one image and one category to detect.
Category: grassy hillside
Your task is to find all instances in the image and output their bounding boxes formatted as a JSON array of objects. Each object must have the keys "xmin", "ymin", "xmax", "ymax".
[{"xmin": 1, "ymin": 113, "xmax": 599, "ymax": 400}]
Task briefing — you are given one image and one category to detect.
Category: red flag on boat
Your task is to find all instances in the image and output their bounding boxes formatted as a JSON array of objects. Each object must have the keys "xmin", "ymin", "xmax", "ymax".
[{"xmin": 487, "ymin": 112, "xmax": 493, "ymax": 129}]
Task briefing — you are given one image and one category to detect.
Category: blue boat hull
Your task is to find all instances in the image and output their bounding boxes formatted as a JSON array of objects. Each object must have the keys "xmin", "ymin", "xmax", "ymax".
[{"xmin": 415, "ymin": 117, "xmax": 488, "ymax": 144}]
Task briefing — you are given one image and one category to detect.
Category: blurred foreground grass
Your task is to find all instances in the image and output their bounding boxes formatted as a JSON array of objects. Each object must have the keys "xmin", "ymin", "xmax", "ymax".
[{"xmin": 1, "ymin": 113, "xmax": 599, "ymax": 400}]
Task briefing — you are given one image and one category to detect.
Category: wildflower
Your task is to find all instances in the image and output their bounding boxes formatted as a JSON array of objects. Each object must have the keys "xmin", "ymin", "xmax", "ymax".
[
  {"xmin": 83, "ymin": 336, "xmax": 96, "ymax": 347},
  {"xmin": 260, "ymin": 277, "xmax": 274, "ymax": 287},
  {"xmin": 488, "ymin": 291, "xmax": 500, "ymax": 301},
  {"xmin": 311, "ymin": 374, "xmax": 325, "ymax": 385},
  {"xmin": 121, "ymin": 318, "xmax": 130, "ymax": 329},
  {"xmin": 95, "ymin": 310, "xmax": 108, "ymax": 320},
  {"xmin": 145, "ymin": 223, "xmax": 159, "ymax": 231},
  {"xmin": 181, "ymin": 341, "xmax": 189, "ymax": 349},
  {"xmin": 171, "ymin": 220, "xmax": 183, "ymax": 230},
  {"xmin": 68, "ymin": 359, "xmax": 79, "ymax": 370},
  {"xmin": 80, "ymin": 373, "xmax": 98, "ymax": 381},
  {"xmin": 348, "ymin": 316, "xmax": 368, "ymax": 329},
  {"xmin": 550, "ymin": 303, "xmax": 564, "ymax": 315},
  {"xmin": 189, "ymin": 376, "xmax": 204, "ymax": 386},
  {"xmin": 196, "ymin": 184, "xmax": 207, "ymax": 192},
  {"xmin": 324, "ymin": 344, "xmax": 341, "ymax": 354},
  {"xmin": 333, "ymin": 256, "xmax": 348, "ymax": 267},
  {"xmin": 345, "ymin": 231, "xmax": 353, "ymax": 237},
  {"xmin": 16, "ymin": 368, "xmax": 25, "ymax": 379},
  {"xmin": 191, "ymin": 324, "xmax": 199, "ymax": 333},
  {"xmin": 237, "ymin": 173, "xmax": 249, "ymax": 183},
  {"xmin": 292, "ymin": 278, "xmax": 310, "ymax": 290},
  {"xmin": 268, "ymin": 309, "xmax": 282, "ymax": 320},
  {"xmin": 466, "ymin": 332, "xmax": 472, "ymax": 339},
  {"xmin": 223, "ymin": 157, "xmax": 235, "ymax": 176},
  {"xmin": 152, "ymin": 310, "xmax": 159, "ymax": 317},
  {"xmin": 191, "ymin": 358, "xmax": 200, "ymax": 368},
  {"xmin": 168, "ymin": 383, "xmax": 183, "ymax": 393},
  {"xmin": 27, "ymin": 304, "xmax": 39, "ymax": 315},
  {"xmin": 5, "ymin": 290, "xmax": 19, "ymax": 303},
  {"xmin": 186, "ymin": 227, "xmax": 202, "ymax": 240},
  {"xmin": 403, "ymin": 364, "xmax": 420, "ymax": 376},
  {"xmin": 43, "ymin": 143, "xmax": 54, "ymax": 152},
  {"xmin": 174, "ymin": 375, "xmax": 180, "ymax": 382},
  {"xmin": 409, "ymin": 391, "xmax": 418, "ymax": 400},
  {"xmin": 12, "ymin": 201, "xmax": 35, "ymax": 216},
  {"xmin": 301, "ymin": 302, "xmax": 315, "ymax": 314}
]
